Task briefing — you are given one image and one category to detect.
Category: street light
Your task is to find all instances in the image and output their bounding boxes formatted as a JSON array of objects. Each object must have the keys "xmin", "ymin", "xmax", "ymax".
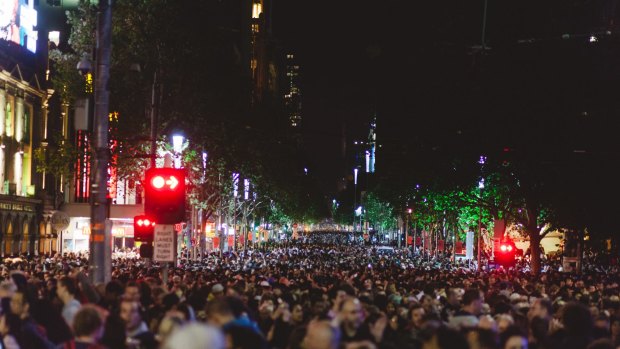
[
  {"xmin": 172, "ymin": 134, "xmax": 184, "ymax": 168},
  {"xmin": 478, "ymin": 177, "xmax": 485, "ymax": 270},
  {"xmin": 405, "ymin": 208, "xmax": 412, "ymax": 251},
  {"xmin": 353, "ymin": 168, "xmax": 358, "ymax": 232}
]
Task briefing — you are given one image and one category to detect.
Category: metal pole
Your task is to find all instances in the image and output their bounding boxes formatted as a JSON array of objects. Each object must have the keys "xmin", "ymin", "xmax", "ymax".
[
  {"xmin": 150, "ymin": 71, "xmax": 159, "ymax": 168},
  {"xmin": 477, "ymin": 190, "xmax": 482, "ymax": 271},
  {"xmin": 89, "ymin": 0, "xmax": 112, "ymax": 285},
  {"xmin": 405, "ymin": 213, "xmax": 408, "ymax": 251},
  {"xmin": 481, "ymin": 0, "xmax": 489, "ymax": 51}
]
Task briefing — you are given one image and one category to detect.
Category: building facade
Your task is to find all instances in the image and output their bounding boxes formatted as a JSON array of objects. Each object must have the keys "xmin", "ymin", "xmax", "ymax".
[{"xmin": 0, "ymin": 48, "xmax": 49, "ymax": 256}]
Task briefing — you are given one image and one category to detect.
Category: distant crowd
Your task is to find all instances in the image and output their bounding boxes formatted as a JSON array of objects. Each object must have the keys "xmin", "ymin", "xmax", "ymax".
[{"xmin": 0, "ymin": 232, "xmax": 619, "ymax": 349}]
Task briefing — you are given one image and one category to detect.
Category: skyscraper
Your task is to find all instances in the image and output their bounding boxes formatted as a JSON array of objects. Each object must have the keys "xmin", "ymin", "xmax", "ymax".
[
  {"xmin": 284, "ymin": 53, "xmax": 301, "ymax": 128},
  {"xmin": 367, "ymin": 116, "xmax": 376, "ymax": 173}
]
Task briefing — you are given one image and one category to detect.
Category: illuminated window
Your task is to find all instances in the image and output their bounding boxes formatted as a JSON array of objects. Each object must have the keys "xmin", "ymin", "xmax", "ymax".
[
  {"xmin": 251, "ymin": 23, "xmax": 259, "ymax": 33},
  {"xmin": 252, "ymin": 2, "xmax": 262, "ymax": 18},
  {"xmin": 5, "ymin": 98, "xmax": 13, "ymax": 137}
]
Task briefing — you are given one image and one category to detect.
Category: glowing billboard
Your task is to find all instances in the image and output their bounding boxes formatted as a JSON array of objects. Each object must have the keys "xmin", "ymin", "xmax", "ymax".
[{"xmin": 0, "ymin": 0, "xmax": 38, "ymax": 53}]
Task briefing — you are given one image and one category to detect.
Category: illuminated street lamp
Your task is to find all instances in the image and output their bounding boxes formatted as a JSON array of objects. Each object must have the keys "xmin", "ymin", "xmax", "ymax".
[{"xmin": 353, "ymin": 168, "xmax": 359, "ymax": 231}]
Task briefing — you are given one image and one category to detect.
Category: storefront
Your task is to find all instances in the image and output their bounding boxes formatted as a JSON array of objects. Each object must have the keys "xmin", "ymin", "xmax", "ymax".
[{"xmin": 59, "ymin": 203, "xmax": 142, "ymax": 253}]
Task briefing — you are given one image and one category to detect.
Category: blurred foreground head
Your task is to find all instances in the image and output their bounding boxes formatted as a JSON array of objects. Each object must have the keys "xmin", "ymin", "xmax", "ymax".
[
  {"xmin": 303, "ymin": 320, "xmax": 340, "ymax": 349},
  {"xmin": 161, "ymin": 323, "xmax": 225, "ymax": 349}
]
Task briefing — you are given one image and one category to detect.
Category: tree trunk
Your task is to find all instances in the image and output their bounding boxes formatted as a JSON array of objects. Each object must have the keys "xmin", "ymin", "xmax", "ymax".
[{"xmin": 529, "ymin": 229, "xmax": 542, "ymax": 276}]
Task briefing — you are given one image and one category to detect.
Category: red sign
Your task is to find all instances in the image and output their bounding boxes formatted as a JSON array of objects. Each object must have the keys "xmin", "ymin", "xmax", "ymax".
[
  {"xmin": 415, "ymin": 237, "xmax": 422, "ymax": 246},
  {"xmin": 227, "ymin": 235, "xmax": 234, "ymax": 247},
  {"xmin": 456, "ymin": 241, "xmax": 464, "ymax": 254},
  {"xmin": 174, "ymin": 223, "xmax": 183, "ymax": 232},
  {"xmin": 213, "ymin": 237, "xmax": 220, "ymax": 248},
  {"xmin": 438, "ymin": 239, "xmax": 445, "ymax": 251},
  {"xmin": 407, "ymin": 236, "xmax": 413, "ymax": 245}
]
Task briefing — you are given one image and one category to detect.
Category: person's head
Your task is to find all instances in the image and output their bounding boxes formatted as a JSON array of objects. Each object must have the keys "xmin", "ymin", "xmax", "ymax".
[
  {"xmin": 339, "ymin": 297, "xmax": 364, "ymax": 330},
  {"xmin": 291, "ymin": 303, "xmax": 304, "ymax": 324},
  {"xmin": 562, "ymin": 302, "xmax": 593, "ymax": 336},
  {"xmin": 447, "ymin": 288, "xmax": 461, "ymax": 306},
  {"xmin": 501, "ymin": 325, "xmax": 528, "ymax": 349},
  {"xmin": 0, "ymin": 280, "xmax": 16, "ymax": 299},
  {"xmin": 528, "ymin": 298, "xmax": 552, "ymax": 321},
  {"xmin": 410, "ymin": 304, "xmax": 426, "ymax": 329},
  {"xmin": 462, "ymin": 288, "xmax": 483, "ymax": 316},
  {"xmin": 10, "ymin": 289, "xmax": 33, "ymax": 319},
  {"xmin": 205, "ymin": 297, "xmax": 235, "ymax": 328},
  {"xmin": 161, "ymin": 323, "xmax": 225, "ymax": 349},
  {"xmin": 495, "ymin": 314, "xmax": 514, "ymax": 333},
  {"xmin": 124, "ymin": 281, "xmax": 140, "ymax": 302},
  {"xmin": 57, "ymin": 276, "xmax": 78, "ymax": 302},
  {"xmin": 119, "ymin": 299, "xmax": 142, "ymax": 331},
  {"xmin": 211, "ymin": 283, "xmax": 224, "ymax": 297},
  {"xmin": 73, "ymin": 305, "xmax": 105, "ymax": 341},
  {"xmin": 303, "ymin": 320, "xmax": 340, "ymax": 349}
]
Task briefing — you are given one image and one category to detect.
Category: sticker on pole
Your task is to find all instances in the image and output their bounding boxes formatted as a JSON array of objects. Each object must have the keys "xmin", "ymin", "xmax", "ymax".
[{"xmin": 154, "ymin": 224, "xmax": 175, "ymax": 262}]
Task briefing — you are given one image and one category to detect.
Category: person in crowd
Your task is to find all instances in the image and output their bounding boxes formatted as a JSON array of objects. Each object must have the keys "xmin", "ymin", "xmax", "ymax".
[
  {"xmin": 0, "ymin": 281, "xmax": 16, "ymax": 314},
  {"xmin": 339, "ymin": 297, "xmax": 373, "ymax": 344},
  {"xmin": 303, "ymin": 320, "xmax": 340, "ymax": 349},
  {"xmin": 9, "ymin": 287, "xmax": 56, "ymax": 349},
  {"xmin": 63, "ymin": 305, "xmax": 107, "ymax": 349},
  {"xmin": 58, "ymin": 276, "xmax": 82, "ymax": 326},
  {"xmin": 119, "ymin": 298, "xmax": 157, "ymax": 349},
  {"xmin": 0, "ymin": 312, "xmax": 23, "ymax": 349},
  {"xmin": 450, "ymin": 288, "xmax": 484, "ymax": 330},
  {"xmin": 161, "ymin": 323, "xmax": 225, "ymax": 349}
]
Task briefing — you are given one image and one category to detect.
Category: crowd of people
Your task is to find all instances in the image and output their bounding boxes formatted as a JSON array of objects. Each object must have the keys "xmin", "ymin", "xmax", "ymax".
[{"xmin": 0, "ymin": 232, "xmax": 619, "ymax": 349}]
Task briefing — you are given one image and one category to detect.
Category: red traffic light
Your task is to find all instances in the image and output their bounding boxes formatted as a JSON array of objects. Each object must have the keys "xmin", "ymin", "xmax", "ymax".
[
  {"xmin": 134, "ymin": 215, "xmax": 156, "ymax": 242},
  {"xmin": 150, "ymin": 175, "xmax": 179, "ymax": 190},
  {"xmin": 136, "ymin": 218, "xmax": 155, "ymax": 227},
  {"xmin": 144, "ymin": 168, "xmax": 186, "ymax": 224},
  {"xmin": 500, "ymin": 244, "xmax": 513, "ymax": 252}
]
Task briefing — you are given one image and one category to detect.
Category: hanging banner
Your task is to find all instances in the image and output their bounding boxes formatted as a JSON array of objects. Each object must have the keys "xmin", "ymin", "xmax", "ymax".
[
  {"xmin": 407, "ymin": 236, "xmax": 413, "ymax": 245},
  {"xmin": 213, "ymin": 237, "xmax": 220, "ymax": 248},
  {"xmin": 456, "ymin": 241, "xmax": 464, "ymax": 254},
  {"xmin": 466, "ymin": 231, "xmax": 474, "ymax": 259},
  {"xmin": 227, "ymin": 235, "xmax": 234, "ymax": 248},
  {"xmin": 438, "ymin": 239, "xmax": 445, "ymax": 252}
]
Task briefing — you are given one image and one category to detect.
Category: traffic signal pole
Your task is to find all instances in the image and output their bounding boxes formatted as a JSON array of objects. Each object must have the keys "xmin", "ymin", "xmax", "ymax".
[{"xmin": 90, "ymin": 0, "xmax": 112, "ymax": 285}]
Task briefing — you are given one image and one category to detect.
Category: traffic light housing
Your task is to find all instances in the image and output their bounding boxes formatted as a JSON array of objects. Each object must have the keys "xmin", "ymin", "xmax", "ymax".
[
  {"xmin": 144, "ymin": 168, "xmax": 186, "ymax": 224},
  {"xmin": 133, "ymin": 215, "xmax": 155, "ymax": 242},
  {"xmin": 496, "ymin": 240, "xmax": 516, "ymax": 267}
]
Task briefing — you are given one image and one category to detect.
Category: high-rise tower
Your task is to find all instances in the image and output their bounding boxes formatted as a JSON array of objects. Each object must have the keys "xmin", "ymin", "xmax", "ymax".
[
  {"xmin": 284, "ymin": 53, "xmax": 301, "ymax": 128},
  {"xmin": 366, "ymin": 116, "xmax": 376, "ymax": 173}
]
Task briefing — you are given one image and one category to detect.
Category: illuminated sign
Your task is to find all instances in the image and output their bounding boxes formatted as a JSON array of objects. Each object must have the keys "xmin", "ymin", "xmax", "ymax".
[{"xmin": 0, "ymin": 0, "xmax": 38, "ymax": 53}]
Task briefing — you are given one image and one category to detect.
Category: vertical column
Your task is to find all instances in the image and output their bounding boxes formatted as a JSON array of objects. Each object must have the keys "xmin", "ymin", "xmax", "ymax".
[{"xmin": 0, "ymin": 87, "xmax": 5, "ymax": 190}]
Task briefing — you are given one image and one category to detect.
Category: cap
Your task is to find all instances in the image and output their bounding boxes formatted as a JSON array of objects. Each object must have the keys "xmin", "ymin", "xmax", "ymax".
[
  {"xmin": 212, "ymin": 283, "xmax": 224, "ymax": 293},
  {"xmin": 259, "ymin": 280, "xmax": 271, "ymax": 287}
]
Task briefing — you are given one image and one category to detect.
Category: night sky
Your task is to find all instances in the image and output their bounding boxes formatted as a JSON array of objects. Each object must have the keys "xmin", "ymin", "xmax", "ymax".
[{"xmin": 271, "ymin": 0, "xmax": 619, "ymax": 213}]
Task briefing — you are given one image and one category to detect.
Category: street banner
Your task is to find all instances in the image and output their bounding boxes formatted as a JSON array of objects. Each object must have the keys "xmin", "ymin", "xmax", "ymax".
[
  {"xmin": 213, "ymin": 237, "xmax": 220, "ymax": 248},
  {"xmin": 466, "ymin": 231, "xmax": 474, "ymax": 259},
  {"xmin": 407, "ymin": 236, "xmax": 413, "ymax": 245},
  {"xmin": 438, "ymin": 239, "xmax": 445, "ymax": 251},
  {"xmin": 154, "ymin": 225, "xmax": 175, "ymax": 262}
]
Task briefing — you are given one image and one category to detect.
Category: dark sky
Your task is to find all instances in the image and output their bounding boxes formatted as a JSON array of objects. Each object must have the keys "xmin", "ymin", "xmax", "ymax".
[{"xmin": 271, "ymin": 1, "xmax": 620, "ymax": 196}]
